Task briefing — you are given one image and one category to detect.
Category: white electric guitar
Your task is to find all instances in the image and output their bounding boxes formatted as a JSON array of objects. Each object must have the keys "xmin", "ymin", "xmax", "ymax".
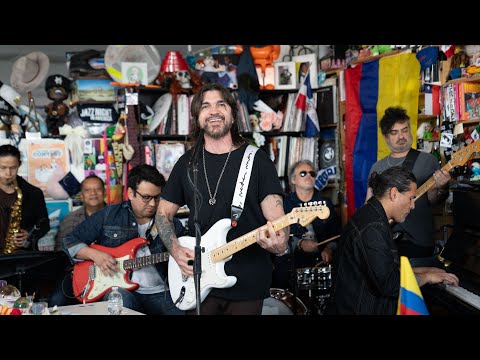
[{"xmin": 168, "ymin": 204, "xmax": 330, "ymax": 310}]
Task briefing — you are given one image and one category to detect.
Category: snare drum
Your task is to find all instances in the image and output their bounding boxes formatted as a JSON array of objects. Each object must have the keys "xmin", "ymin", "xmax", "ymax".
[
  {"xmin": 297, "ymin": 265, "xmax": 332, "ymax": 290},
  {"xmin": 261, "ymin": 288, "xmax": 308, "ymax": 315}
]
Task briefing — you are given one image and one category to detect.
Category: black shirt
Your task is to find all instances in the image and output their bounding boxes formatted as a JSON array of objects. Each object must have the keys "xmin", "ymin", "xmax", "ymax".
[{"xmin": 162, "ymin": 143, "xmax": 284, "ymax": 300}]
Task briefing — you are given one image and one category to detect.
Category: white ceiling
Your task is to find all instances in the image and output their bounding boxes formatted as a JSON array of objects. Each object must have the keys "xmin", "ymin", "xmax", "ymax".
[{"xmin": 0, "ymin": 45, "xmax": 213, "ymax": 62}]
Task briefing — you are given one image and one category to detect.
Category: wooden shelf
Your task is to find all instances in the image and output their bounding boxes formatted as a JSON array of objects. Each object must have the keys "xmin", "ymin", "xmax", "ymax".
[
  {"xmin": 458, "ymin": 119, "xmax": 480, "ymax": 125},
  {"xmin": 351, "ymin": 49, "xmax": 403, "ymax": 65},
  {"xmin": 443, "ymin": 76, "xmax": 480, "ymax": 85},
  {"xmin": 323, "ymin": 68, "xmax": 344, "ymax": 75},
  {"xmin": 417, "ymin": 114, "xmax": 438, "ymax": 121},
  {"xmin": 422, "ymin": 137, "xmax": 439, "ymax": 142},
  {"xmin": 319, "ymin": 124, "xmax": 338, "ymax": 128}
]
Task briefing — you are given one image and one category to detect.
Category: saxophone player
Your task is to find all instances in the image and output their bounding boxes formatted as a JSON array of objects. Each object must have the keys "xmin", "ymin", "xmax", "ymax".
[{"xmin": 0, "ymin": 144, "xmax": 49, "ymax": 253}]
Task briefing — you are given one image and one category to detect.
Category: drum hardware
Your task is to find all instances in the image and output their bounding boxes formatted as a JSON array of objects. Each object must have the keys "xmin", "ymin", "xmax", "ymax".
[{"xmin": 262, "ymin": 288, "xmax": 308, "ymax": 315}]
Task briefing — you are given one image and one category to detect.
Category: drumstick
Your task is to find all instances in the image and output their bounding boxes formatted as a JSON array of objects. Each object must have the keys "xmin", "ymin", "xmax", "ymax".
[{"xmin": 314, "ymin": 234, "xmax": 340, "ymax": 247}]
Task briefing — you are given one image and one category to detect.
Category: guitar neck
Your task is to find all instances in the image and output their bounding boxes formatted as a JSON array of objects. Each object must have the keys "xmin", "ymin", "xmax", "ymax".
[
  {"xmin": 414, "ymin": 162, "xmax": 453, "ymax": 201},
  {"xmin": 211, "ymin": 215, "xmax": 291, "ymax": 263},
  {"xmin": 123, "ymin": 252, "xmax": 169, "ymax": 270}
]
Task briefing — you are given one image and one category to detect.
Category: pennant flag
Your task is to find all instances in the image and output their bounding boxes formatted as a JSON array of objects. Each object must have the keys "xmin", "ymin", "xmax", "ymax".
[
  {"xmin": 344, "ymin": 52, "xmax": 420, "ymax": 217},
  {"xmin": 295, "ymin": 71, "xmax": 320, "ymax": 137},
  {"xmin": 397, "ymin": 256, "xmax": 429, "ymax": 315}
]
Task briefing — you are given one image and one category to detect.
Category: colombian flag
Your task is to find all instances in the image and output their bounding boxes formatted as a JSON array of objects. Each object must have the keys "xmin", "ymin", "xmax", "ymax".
[
  {"xmin": 344, "ymin": 53, "xmax": 420, "ymax": 217},
  {"xmin": 397, "ymin": 256, "xmax": 429, "ymax": 315}
]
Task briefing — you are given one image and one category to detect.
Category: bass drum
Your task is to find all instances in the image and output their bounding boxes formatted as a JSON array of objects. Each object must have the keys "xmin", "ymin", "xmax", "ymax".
[{"xmin": 261, "ymin": 288, "xmax": 308, "ymax": 315}]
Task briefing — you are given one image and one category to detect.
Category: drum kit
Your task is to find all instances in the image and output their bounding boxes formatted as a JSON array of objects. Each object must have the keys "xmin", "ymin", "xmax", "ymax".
[{"xmin": 262, "ymin": 262, "xmax": 333, "ymax": 316}]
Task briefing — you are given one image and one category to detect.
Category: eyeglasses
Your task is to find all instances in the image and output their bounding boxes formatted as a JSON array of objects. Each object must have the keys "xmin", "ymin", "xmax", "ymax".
[
  {"xmin": 299, "ymin": 170, "xmax": 316, "ymax": 178},
  {"xmin": 135, "ymin": 190, "xmax": 161, "ymax": 203}
]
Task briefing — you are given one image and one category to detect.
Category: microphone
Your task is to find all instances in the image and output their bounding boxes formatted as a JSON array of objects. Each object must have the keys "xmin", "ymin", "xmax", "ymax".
[
  {"xmin": 28, "ymin": 218, "xmax": 48, "ymax": 250},
  {"xmin": 189, "ymin": 129, "xmax": 205, "ymax": 168}
]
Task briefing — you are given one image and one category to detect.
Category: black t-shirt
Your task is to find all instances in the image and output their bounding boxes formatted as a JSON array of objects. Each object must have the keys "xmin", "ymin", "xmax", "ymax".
[{"xmin": 162, "ymin": 143, "xmax": 284, "ymax": 300}]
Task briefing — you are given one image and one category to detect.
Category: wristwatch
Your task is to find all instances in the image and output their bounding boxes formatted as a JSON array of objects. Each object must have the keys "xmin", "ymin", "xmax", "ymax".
[{"xmin": 275, "ymin": 246, "xmax": 289, "ymax": 257}]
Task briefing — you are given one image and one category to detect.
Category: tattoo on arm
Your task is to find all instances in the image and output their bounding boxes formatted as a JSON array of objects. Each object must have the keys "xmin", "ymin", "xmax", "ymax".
[
  {"xmin": 273, "ymin": 194, "xmax": 283, "ymax": 208},
  {"xmin": 155, "ymin": 213, "xmax": 176, "ymax": 252}
]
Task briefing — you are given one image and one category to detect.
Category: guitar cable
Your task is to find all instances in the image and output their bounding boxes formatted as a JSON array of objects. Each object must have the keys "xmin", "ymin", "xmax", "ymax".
[{"xmin": 171, "ymin": 286, "xmax": 186, "ymax": 309}]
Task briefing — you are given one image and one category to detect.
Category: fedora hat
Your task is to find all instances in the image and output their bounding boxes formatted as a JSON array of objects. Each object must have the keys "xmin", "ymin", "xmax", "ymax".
[
  {"xmin": 104, "ymin": 45, "xmax": 161, "ymax": 84},
  {"xmin": 0, "ymin": 84, "xmax": 21, "ymax": 115},
  {"xmin": 10, "ymin": 51, "xmax": 50, "ymax": 93}
]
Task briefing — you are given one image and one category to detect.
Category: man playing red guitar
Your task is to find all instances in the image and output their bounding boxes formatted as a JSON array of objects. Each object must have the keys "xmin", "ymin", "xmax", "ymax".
[{"xmin": 63, "ymin": 164, "xmax": 185, "ymax": 315}]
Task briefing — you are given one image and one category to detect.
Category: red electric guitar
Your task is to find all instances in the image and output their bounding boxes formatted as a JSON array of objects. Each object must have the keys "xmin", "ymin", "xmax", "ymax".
[{"xmin": 72, "ymin": 237, "xmax": 169, "ymax": 303}]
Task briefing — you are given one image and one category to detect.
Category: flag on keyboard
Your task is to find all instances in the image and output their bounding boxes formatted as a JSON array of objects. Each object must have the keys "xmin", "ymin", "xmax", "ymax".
[{"xmin": 397, "ymin": 256, "xmax": 429, "ymax": 315}]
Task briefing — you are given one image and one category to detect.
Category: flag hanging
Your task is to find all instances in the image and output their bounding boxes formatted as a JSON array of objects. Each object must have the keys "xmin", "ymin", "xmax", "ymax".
[
  {"xmin": 397, "ymin": 256, "xmax": 429, "ymax": 315},
  {"xmin": 295, "ymin": 72, "xmax": 320, "ymax": 137},
  {"xmin": 344, "ymin": 52, "xmax": 420, "ymax": 218}
]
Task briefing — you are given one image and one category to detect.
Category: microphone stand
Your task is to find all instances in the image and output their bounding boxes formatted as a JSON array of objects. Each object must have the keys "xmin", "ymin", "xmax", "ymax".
[
  {"xmin": 192, "ymin": 160, "xmax": 202, "ymax": 315},
  {"xmin": 187, "ymin": 130, "xmax": 204, "ymax": 315}
]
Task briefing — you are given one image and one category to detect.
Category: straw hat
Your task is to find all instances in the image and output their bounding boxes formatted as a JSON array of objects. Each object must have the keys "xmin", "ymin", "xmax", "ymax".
[{"xmin": 10, "ymin": 51, "xmax": 50, "ymax": 93}]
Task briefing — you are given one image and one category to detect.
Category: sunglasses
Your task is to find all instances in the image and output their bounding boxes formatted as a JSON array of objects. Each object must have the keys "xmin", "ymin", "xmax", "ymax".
[
  {"xmin": 299, "ymin": 170, "xmax": 316, "ymax": 178},
  {"xmin": 135, "ymin": 190, "xmax": 161, "ymax": 203}
]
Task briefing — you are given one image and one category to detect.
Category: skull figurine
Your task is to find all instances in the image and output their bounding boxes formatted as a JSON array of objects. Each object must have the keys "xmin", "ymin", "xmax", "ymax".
[{"xmin": 175, "ymin": 70, "xmax": 191, "ymax": 89}]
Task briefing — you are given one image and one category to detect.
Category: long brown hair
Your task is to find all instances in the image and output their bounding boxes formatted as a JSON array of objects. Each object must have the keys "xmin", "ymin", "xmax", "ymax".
[{"xmin": 190, "ymin": 83, "xmax": 244, "ymax": 147}]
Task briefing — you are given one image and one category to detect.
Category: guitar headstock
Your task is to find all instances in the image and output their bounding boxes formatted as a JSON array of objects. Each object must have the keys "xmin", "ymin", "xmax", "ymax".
[
  {"xmin": 288, "ymin": 202, "xmax": 331, "ymax": 227},
  {"xmin": 449, "ymin": 140, "xmax": 480, "ymax": 167}
]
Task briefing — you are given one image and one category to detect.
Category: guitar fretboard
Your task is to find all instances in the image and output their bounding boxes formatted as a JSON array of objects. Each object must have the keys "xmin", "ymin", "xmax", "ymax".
[
  {"xmin": 124, "ymin": 252, "xmax": 169, "ymax": 270},
  {"xmin": 210, "ymin": 205, "xmax": 329, "ymax": 263},
  {"xmin": 210, "ymin": 215, "xmax": 291, "ymax": 263}
]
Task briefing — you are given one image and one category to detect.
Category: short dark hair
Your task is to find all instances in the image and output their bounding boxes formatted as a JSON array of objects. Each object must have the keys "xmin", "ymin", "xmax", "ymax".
[
  {"xmin": 127, "ymin": 164, "xmax": 165, "ymax": 191},
  {"xmin": 0, "ymin": 144, "xmax": 21, "ymax": 166},
  {"xmin": 379, "ymin": 106, "xmax": 410, "ymax": 135},
  {"xmin": 189, "ymin": 82, "xmax": 244, "ymax": 147},
  {"xmin": 80, "ymin": 174, "xmax": 105, "ymax": 191},
  {"xmin": 368, "ymin": 166, "xmax": 416, "ymax": 198}
]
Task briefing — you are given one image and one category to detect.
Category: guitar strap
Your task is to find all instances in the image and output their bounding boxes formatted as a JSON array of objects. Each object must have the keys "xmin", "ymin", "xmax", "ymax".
[
  {"xmin": 402, "ymin": 148, "xmax": 420, "ymax": 174},
  {"xmin": 230, "ymin": 144, "xmax": 259, "ymax": 227},
  {"xmin": 393, "ymin": 148, "xmax": 420, "ymax": 242}
]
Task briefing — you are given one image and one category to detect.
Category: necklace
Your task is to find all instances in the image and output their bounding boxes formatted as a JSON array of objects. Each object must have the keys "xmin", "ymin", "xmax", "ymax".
[
  {"xmin": 203, "ymin": 145, "xmax": 233, "ymax": 206},
  {"xmin": 386, "ymin": 154, "xmax": 405, "ymax": 167}
]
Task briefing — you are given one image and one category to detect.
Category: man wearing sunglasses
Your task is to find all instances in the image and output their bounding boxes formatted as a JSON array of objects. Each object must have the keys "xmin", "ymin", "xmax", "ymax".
[
  {"xmin": 63, "ymin": 164, "xmax": 185, "ymax": 315},
  {"xmin": 273, "ymin": 160, "xmax": 342, "ymax": 290}
]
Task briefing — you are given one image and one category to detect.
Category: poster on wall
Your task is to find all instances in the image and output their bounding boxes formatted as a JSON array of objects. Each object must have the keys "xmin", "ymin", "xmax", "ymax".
[{"xmin": 27, "ymin": 140, "xmax": 68, "ymax": 196}]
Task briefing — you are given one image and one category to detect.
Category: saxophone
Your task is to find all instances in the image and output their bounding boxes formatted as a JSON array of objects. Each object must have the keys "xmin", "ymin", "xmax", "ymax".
[{"xmin": 3, "ymin": 183, "xmax": 23, "ymax": 254}]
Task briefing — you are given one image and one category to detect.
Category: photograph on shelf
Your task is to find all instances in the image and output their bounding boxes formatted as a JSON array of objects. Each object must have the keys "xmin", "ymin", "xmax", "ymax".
[
  {"xmin": 121, "ymin": 62, "xmax": 148, "ymax": 85},
  {"xmin": 292, "ymin": 53, "xmax": 318, "ymax": 89},
  {"xmin": 274, "ymin": 61, "xmax": 297, "ymax": 90}
]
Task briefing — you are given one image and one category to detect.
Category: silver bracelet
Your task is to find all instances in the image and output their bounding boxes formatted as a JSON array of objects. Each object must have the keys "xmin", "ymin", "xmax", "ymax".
[{"xmin": 275, "ymin": 246, "xmax": 289, "ymax": 257}]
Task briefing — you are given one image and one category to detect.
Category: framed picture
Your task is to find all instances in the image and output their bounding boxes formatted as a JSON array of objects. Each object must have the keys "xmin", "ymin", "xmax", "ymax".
[
  {"xmin": 292, "ymin": 53, "xmax": 318, "ymax": 89},
  {"xmin": 274, "ymin": 61, "xmax": 297, "ymax": 90}
]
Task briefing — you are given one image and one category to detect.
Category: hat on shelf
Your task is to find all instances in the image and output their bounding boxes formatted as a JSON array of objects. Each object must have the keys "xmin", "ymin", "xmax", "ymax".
[
  {"xmin": 0, "ymin": 84, "xmax": 21, "ymax": 115},
  {"xmin": 161, "ymin": 51, "xmax": 189, "ymax": 73},
  {"xmin": 10, "ymin": 51, "xmax": 50, "ymax": 93},
  {"xmin": 45, "ymin": 74, "xmax": 72, "ymax": 93},
  {"xmin": 104, "ymin": 45, "xmax": 161, "ymax": 84}
]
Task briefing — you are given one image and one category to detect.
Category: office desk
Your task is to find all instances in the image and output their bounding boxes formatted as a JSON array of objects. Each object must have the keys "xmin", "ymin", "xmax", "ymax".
[{"xmin": 50, "ymin": 301, "xmax": 145, "ymax": 315}]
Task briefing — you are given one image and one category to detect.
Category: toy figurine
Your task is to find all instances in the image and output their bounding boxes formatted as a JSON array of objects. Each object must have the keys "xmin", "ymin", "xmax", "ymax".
[
  {"xmin": 249, "ymin": 45, "xmax": 280, "ymax": 90},
  {"xmin": 44, "ymin": 74, "xmax": 71, "ymax": 136}
]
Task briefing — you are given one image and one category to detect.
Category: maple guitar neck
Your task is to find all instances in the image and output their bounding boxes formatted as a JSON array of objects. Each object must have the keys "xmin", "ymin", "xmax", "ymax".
[
  {"xmin": 414, "ymin": 162, "xmax": 454, "ymax": 200},
  {"xmin": 210, "ymin": 214, "xmax": 291, "ymax": 263}
]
